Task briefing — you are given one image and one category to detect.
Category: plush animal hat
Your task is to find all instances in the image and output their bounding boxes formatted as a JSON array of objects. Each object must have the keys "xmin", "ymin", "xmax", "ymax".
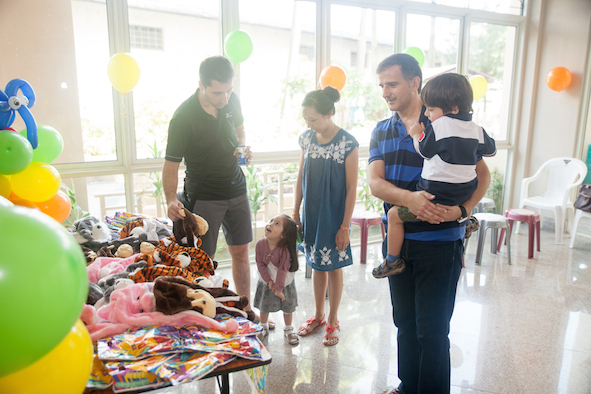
[{"xmin": 173, "ymin": 209, "xmax": 209, "ymax": 248}]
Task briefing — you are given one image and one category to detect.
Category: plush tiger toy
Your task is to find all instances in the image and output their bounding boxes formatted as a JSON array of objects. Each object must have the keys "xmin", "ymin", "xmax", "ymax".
[{"xmin": 130, "ymin": 209, "xmax": 217, "ymax": 283}]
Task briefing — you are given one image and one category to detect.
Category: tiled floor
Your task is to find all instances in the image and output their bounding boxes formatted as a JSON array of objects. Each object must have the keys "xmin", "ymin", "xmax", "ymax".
[{"xmin": 152, "ymin": 219, "xmax": 591, "ymax": 394}]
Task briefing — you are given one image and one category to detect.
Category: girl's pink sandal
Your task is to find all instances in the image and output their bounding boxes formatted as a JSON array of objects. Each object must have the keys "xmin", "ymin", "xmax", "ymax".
[
  {"xmin": 323, "ymin": 322, "xmax": 340, "ymax": 346},
  {"xmin": 297, "ymin": 315, "xmax": 326, "ymax": 336}
]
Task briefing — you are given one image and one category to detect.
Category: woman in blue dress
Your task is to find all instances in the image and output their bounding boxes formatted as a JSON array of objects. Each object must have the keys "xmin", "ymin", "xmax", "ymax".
[{"xmin": 292, "ymin": 86, "xmax": 359, "ymax": 346}]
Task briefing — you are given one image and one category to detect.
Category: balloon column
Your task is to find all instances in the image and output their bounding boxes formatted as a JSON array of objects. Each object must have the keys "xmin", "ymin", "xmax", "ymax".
[
  {"xmin": 107, "ymin": 53, "xmax": 141, "ymax": 94},
  {"xmin": 0, "ymin": 80, "xmax": 89, "ymax": 389},
  {"xmin": 224, "ymin": 30, "xmax": 254, "ymax": 64},
  {"xmin": 546, "ymin": 67, "xmax": 572, "ymax": 92},
  {"xmin": 319, "ymin": 65, "xmax": 347, "ymax": 91}
]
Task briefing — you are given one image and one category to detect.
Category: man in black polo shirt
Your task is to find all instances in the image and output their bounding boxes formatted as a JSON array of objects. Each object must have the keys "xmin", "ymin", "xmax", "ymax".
[{"xmin": 163, "ymin": 56, "xmax": 255, "ymax": 312}]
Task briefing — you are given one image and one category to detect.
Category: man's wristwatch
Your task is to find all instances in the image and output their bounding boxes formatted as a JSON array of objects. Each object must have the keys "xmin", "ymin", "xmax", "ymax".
[{"xmin": 457, "ymin": 205, "xmax": 469, "ymax": 223}]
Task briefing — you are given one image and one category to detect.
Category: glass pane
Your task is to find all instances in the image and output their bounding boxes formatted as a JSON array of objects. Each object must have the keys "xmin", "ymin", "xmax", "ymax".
[
  {"xmin": 61, "ymin": 174, "xmax": 127, "ymax": 223},
  {"xmin": 330, "ymin": 4, "xmax": 396, "ymax": 146},
  {"xmin": 406, "ymin": 14, "xmax": 460, "ymax": 78},
  {"xmin": 410, "ymin": 0, "xmax": 523, "ymax": 16},
  {"xmin": 129, "ymin": 0, "xmax": 221, "ymax": 160},
  {"xmin": 72, "ymin": 0, "xmax": 117, "ymax": 162},
  {"xmin": 132, "ymin": 169, "xmax": 184, "ymax": 219},
  {"xmin": 238, "ymin": 0, "xmax": 317, "ymax": 153},
  {"xmin": 483, "ymin": 149, "xmax": 508, "ymax": 211},
  {"xmin": 0, "ymin": 1, "xmax": 116, "ymax": 164},
  {"xmin": 469, "ymin": 22, "xmax": 516, "ymax": 142}
]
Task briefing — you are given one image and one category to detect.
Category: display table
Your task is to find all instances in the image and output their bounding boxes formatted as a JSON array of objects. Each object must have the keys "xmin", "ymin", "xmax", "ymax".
[{"xmin": 84, "ymin": 343, "xmax": 272, "ymax": 394}]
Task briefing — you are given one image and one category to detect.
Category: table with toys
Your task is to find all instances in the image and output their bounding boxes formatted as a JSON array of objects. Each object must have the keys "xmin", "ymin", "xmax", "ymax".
[{"xmin": 77, "ymin": 211, "xmax": 270, "ymax": 393}]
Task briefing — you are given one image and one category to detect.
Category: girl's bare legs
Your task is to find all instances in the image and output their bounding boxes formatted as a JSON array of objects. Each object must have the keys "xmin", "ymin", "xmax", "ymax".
[
  {"xmin": 283, "ymin": 312, "xmax": 293, "ymax": 326},
  {"xmin": 326, "ymin": 268, "xmax": 343, "ymax": 326},
  {"xmin": 312, "ymin": 269, "xmax": 328, "ymax": 321},
  {"xmin": 296, "ymin": 269, "xmax": 328, "ymax": 335},
  {"xmin": 312, "ymin": 268, "xmax": 343, "ymax": 325}
]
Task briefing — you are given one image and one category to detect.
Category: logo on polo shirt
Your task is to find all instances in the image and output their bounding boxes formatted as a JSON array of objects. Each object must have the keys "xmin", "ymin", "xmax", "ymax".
[
  {"xmin": 418, "ymin": 131, "xmax": 425, "ymax": 142},
  {"xmin": 226, "ymin": 112, "xmax": 232, "ymax": 119}
]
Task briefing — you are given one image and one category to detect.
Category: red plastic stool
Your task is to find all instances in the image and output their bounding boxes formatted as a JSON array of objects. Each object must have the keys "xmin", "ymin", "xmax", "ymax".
[
  {"xmin": 497, "ymin": 208, "xmax": 541, "ymax": 259},
  {"xmin": 351, "ymin": 210, "xmax": 385, "ymax": 264}
]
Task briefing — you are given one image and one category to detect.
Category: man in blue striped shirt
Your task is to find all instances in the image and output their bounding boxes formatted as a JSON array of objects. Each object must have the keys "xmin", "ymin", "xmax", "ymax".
[{"xmin": 370, "ymin": 54, "xmax": 491, "ymax": 394}]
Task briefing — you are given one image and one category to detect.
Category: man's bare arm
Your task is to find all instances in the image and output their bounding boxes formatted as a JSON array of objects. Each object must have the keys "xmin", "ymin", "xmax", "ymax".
[
  {"xmin": 162, "ymin": 159, "xmax": 184, "ymax": 221},
  {"xmin": 236, "ymin": 123, "xmax": 245, "ymax": 145}
]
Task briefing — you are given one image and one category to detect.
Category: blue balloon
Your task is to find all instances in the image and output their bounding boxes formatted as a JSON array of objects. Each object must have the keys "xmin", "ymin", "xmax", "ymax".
[{"xmin": 0, "ymin": 79, "xmax": 38, "ymax": 149}]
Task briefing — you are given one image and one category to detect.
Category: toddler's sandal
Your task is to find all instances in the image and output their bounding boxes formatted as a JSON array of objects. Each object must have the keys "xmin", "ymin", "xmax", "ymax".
[{"xmin": 284, "ymin": 328, "xmax": 299, "ymax": 345}]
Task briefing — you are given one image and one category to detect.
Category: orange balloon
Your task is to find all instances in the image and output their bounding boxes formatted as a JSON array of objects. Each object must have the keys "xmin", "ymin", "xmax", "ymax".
[
  {"xmin": 319, "ymin": 65, "xmax": 347, "ymax": 91},
  {"xmin": 546, "ymin": 67, "xmax": 572, "ymax": 92},
  {"xmin": 9, "ymin": 192, "xmax": 40, "ymax": 210},
  {"xmin": 35, "ymin": 190, "xmax": 72, "ymax": 223}
]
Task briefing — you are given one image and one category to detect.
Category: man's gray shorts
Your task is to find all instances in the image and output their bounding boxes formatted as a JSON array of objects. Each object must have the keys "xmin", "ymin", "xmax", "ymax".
[{"xmin": 178, "ymin": 192, "xmax": 253, "ymax": 256}]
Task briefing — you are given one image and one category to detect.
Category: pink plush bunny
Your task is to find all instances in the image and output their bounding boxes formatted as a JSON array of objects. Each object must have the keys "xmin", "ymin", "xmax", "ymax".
[
  {"xmin": 87, "ymin": 254, "xmax": 139, "ymax": 283},
  {"xmin": 86, "ymin": 282, "xmax": 238, "ymax": 341}
]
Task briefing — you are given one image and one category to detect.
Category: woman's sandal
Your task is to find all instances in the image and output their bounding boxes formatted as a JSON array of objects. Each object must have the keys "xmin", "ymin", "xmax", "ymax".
[
  {"xmin": 323, "ymin": 322, "xmax": 340, "ymax": 346},
  {"xmin": 284, "ymin": 328, "xmax": 299, "ymax": 345},
  {"xmin": 296, "ymin": 315, "xmax": 326, "ymax": 336}
]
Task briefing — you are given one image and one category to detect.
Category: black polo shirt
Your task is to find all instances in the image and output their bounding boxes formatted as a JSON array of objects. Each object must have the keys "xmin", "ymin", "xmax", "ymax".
[{"xmin": 165, "ymin": 89, "xmax": 246, "ymax": 202}]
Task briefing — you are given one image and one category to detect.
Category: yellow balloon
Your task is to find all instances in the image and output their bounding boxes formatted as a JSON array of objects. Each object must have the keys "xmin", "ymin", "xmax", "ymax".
[
  {"xmin": 10, "ymin": 162, "xmax": 61, "ymax": 202},
  {"xmin": 0, "ymin": 174, "xmax": 10, "ymax": 198},
  {"xmin": 0, "ymin": 320, "xmax": 93, "ymax": 394},
  {"xmin": 107, "ymin": 52, "xmax": 141, "ymax": 94},
  {"xmin": 469, "ymin": 75, "xmax": 488, "ymax": 100}
]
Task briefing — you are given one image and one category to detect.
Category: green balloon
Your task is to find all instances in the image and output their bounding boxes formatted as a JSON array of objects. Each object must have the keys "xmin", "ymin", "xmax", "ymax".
[
  {"xmin": 404, "ymin": 47, "xmax": 425, "ymax": 67},
  {"xmin": 20, "ymin": 124, "xmax": 64, "ymax": 164},
  {"xmin": 0, "ymin": 130, "xmax": 33, "ymax": 175},
  {"xmin": 224, "ymin": 30, "xmax": 253, "ymax": 64},
  {"xmin": 0, "ymin": 206, "xmax": 88, "ymax": 377}
]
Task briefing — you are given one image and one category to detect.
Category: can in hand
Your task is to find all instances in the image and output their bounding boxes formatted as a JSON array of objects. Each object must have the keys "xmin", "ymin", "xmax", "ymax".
[{"xmin": 236, "ymin": 145, "xmax": 247, "ymax": 165}]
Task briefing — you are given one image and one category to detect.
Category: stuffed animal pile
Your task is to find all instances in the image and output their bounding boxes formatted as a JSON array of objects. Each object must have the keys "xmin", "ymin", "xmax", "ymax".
[{"xmin": 78, "ymin": 210, "xmax": 254, "ymax": 342}]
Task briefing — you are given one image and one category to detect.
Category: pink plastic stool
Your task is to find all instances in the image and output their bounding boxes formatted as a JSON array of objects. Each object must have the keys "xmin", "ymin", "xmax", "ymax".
[
  {"xmin": 351, "ymin": 210, "xmax": 385, "ymax": 264},
  {"xmin": 497, "ymin": 208, "xmax": 541, "ymax": 259}
]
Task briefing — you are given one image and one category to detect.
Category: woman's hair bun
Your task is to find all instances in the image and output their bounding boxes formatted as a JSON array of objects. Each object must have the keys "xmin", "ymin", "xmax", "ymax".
[{"xmin": 323, "ymin": 86, "xmax": 340, "ymax": 103}]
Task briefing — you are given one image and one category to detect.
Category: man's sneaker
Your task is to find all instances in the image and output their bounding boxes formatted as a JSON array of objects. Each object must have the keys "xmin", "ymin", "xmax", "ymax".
[
  {"xmin": 464, "ymin": 216, "xmax": 480, "ymax": 239},
  {"xmin": 372, "ymin": 257, "xmax": 406, "ymax": 279}
]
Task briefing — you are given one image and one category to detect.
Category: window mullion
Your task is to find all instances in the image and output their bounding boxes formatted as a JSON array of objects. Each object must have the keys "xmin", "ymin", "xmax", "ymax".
[{"xmin": 106, "ymin": 0, "xmax": 136, "ymax": 213}]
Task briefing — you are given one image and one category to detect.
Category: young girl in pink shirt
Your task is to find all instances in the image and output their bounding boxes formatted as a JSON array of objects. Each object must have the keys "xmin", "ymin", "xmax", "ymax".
[{"xmin": 253, "ymin": 214, "xmax": 299, "ymax": 345}]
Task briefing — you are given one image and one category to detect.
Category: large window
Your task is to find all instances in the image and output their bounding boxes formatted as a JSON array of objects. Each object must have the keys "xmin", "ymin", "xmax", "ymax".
[{"xmin": 0, "ymin": 0, "xmax": 524, "ymax": 231}]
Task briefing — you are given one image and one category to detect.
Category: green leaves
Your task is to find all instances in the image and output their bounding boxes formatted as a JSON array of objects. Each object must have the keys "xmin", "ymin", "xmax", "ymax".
[{"xmin": 244, "ymin": 165, "xmax": 277, "ymax": 217}]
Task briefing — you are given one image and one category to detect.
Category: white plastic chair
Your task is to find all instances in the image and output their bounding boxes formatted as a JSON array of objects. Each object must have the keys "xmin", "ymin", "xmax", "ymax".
[
  {"xmin": 569, "ymin": 209, "xmax": 591, "ymax": 248},
  {"xmin": 519, "ymin": 157, "xmax": 587, "ymax": 244}
]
